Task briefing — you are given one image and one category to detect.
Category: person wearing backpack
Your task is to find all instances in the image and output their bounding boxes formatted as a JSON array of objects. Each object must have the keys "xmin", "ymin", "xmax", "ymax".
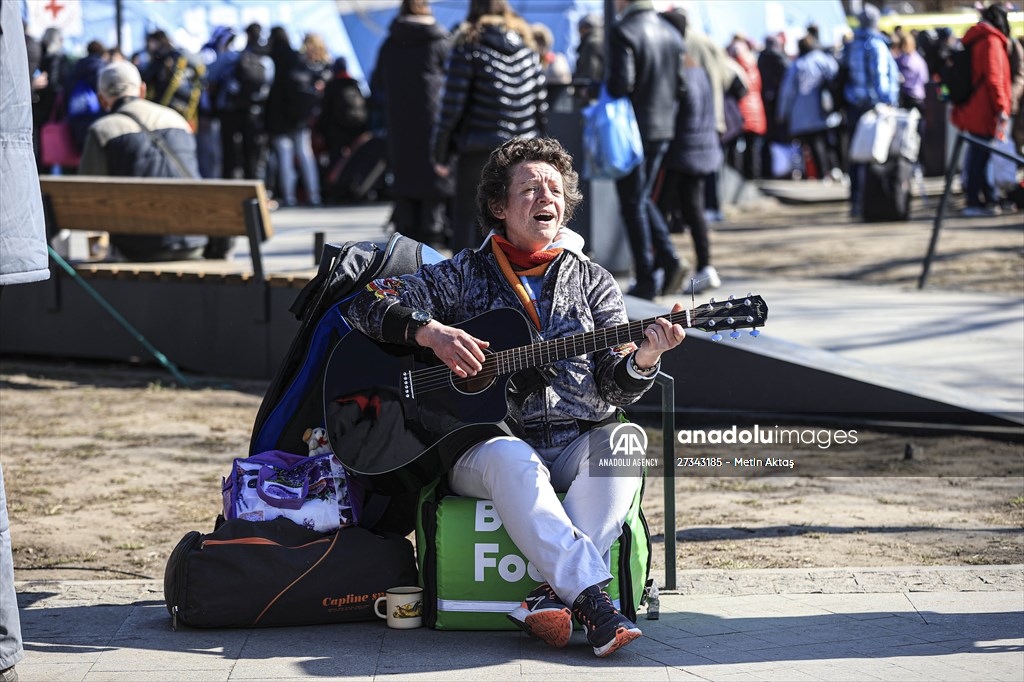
[
  {"xmin": 952, "ymin": 3, "xmax": 1014, "ymax": 217},
  {"xmin": 195, "ymin": 25, "xmax": 237, "ymax": 179},
  {"xmin": 264, "ymin": 27, "xmax": 322, "ymax": 207},
  {"xmin": 840, "ymin": 4, "xmax": 900, "ymax": 218},
  {"xmin": 777, "ymin": 36, "xmax": 841, "ymax": 183},
  {"xmin": 78, "ymin": 62, "xmax": 206, "ymax": 261},
  {"xmin": 140, "ymin": 30, "xmax": 204, "ymax": 131},
  {"xmin": 65, "ymin": 41, "xmax": 107, "ymax": 154},
  {"xmin": 208, "ymin": 23, "xmax": 274, "ymax": 183}
]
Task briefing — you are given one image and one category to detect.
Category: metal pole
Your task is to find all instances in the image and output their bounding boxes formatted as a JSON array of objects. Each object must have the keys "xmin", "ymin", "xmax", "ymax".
[
  {"xmin": 655, "ymin": 372, "xmax": 676, "ymax": 591},
  {"xmin": 918, "ymin": 133, "xmax": 965, "ymax": 289},
  {"xmin": 115, "ymin": 0, "xmax": 123, "ymax": 53},
  {"xmin": 47, "ymin": 246, "xmax": 192, "ymax": 386},
  {"xmin": 604, "ymin": 0, "xmax": 614, "ymax": 82}
]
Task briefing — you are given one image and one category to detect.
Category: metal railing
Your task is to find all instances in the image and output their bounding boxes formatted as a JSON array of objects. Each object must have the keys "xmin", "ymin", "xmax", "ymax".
[{"xmin": 919, "ymin": 131, "xmax": 1024, "ymax": 289}]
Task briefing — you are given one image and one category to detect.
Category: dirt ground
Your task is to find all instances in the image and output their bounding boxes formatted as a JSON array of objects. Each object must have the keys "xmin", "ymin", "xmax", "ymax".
[{"xmin": 1, "ymin": 191, "xmax": 1022, "ymax": 581}]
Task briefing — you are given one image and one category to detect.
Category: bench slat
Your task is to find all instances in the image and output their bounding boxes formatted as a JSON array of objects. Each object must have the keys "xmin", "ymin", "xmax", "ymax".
[{"xmin": 40, "ymin": 175, "xmax": 274, "ymax": 240}]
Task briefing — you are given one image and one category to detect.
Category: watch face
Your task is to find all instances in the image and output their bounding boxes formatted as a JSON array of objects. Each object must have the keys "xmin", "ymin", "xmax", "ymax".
[{"xmin": 412, "ymin": 310, "xmax": 431, "ymax": 324}]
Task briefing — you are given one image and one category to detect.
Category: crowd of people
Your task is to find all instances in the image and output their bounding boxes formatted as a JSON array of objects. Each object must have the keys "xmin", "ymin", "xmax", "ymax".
[{"xmin": 19, "ymin": 0, "xmax": 1024, "ymax": 276}]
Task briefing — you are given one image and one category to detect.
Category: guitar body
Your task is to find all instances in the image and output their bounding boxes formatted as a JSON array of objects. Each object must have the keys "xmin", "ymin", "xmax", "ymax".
[{"xmin": 323, "ymin": 308, "xmax": 536, "ymax": 494}]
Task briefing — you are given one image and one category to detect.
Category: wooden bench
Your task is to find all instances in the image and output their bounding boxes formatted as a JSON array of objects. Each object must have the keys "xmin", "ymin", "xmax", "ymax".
[{"xmin": 40, "ymin": 175, "xmax": 275, "ymax": 283}]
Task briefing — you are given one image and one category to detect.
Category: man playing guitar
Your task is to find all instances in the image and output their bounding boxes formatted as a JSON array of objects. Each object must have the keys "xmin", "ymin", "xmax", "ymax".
[{"xmin": 345, "ymin": 137, "xmax": 685, "ymax": 657}]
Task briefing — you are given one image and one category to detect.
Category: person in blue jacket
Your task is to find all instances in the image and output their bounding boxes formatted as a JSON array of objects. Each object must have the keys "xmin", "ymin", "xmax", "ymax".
[
  {"xmin": 777, "ymin": 36, "xmax": 840, "ymax": 183},
  {"xmin": 840, "ymin": 3, "xmax": 900, "ymax": 217}
]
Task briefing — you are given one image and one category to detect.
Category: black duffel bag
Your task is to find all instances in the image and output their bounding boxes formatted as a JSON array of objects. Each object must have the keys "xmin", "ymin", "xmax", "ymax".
[{"xmin": 164, "ymin": 517, "xmax": 418, "ymax": 629}]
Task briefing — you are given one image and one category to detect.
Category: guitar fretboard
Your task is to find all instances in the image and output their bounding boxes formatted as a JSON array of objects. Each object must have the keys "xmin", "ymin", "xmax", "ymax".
[{"xmin": 489, "ymin": 309, "xmax": 697, "ymax": 375}]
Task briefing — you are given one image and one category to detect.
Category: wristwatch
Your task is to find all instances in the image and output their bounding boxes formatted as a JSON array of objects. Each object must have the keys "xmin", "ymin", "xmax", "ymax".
[{"xmin": 406, "ymin": 310, "xmax": 433, "ymax": 345}]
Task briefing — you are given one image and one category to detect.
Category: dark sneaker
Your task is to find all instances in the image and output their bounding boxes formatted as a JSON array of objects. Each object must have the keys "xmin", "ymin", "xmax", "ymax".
[
  {"xmin": 658, "ymin": 256, "xmax": 687, "ymax": 297},
  {"xmin": 507, "ymin": 583, "xmax": 572, "ymax": 648},
  {"xmin": 571, "ymin": 585, "xmax": 642, "ymax": 657}
]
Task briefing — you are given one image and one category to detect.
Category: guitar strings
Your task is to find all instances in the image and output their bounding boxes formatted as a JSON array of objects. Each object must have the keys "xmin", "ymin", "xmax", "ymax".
[
  {"xmin": 407, "ymin": 309, "xmax": 761, "ymax": 394},
  {"xmin": 406, "ymin": 314, "xmax": 678, "ymax": 388}
]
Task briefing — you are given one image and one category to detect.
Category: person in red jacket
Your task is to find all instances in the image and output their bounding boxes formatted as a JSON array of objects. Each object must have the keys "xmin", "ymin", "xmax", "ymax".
[
  {"xmin": 727, "ymin": 36, "xmax": 767, "ymax": 179},
  {"xmin": 952, "ymin": 3, "xmax": 1013, "ymax": 216}
]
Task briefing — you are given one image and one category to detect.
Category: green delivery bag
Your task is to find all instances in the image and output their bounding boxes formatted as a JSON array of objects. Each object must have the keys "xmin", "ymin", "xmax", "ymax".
[{"xmin": 416, "ymin": 480, "xmax": 651, "ymax": 630}]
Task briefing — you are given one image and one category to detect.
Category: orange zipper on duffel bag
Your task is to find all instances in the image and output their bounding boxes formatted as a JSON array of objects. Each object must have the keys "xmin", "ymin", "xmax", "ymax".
[
  {"xmin": 199, "ymin": 532, "xmax": 340, "ymax": 624},
  {"xmin": 201, "ymin": 537, "xmax": 332, "ymax": 549}
]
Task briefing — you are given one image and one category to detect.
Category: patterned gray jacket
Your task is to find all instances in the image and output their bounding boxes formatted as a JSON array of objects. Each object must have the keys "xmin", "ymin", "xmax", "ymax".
[{"xmin": 345, "ymin": 240, "xmax": 657, "ymax": 450}]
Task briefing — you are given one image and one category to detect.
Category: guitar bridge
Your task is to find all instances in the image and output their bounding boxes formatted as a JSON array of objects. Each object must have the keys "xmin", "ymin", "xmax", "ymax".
[{"xmin": 400, "ymin": 368, "xmax": 419, "ymax": 419}]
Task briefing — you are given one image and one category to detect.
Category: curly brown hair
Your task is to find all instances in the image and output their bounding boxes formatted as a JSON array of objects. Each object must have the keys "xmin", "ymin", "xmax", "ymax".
[{"xmin": 476, "ymin": 137, "xmax": 583, "ymax": 237}]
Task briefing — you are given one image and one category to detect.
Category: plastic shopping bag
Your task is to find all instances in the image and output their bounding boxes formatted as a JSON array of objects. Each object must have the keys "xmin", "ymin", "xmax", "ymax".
[
  {"xmin": 849, "ymin": 104, "xmax": 899, "ymax": 165},
  {"xmin": 582, "ymin": 85, "xmax": 644, "ymax": 180}
]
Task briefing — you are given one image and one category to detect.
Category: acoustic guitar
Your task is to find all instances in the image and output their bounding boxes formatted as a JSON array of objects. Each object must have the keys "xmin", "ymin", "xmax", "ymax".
[{"xmin": 323, "ymin": 296, "xmax": 768, "ymax": 494}]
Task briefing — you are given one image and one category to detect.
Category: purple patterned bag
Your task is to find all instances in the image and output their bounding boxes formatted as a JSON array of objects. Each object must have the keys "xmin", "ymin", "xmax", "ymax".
[{"xmin": 222, "ymin": 450, "xmax": 356, "ymax": 532}]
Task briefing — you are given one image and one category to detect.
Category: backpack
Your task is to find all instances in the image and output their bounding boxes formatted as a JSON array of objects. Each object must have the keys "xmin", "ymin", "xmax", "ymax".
[
  {"xmin": 329, "ymin": 77, "xmax": 369, "ymax": 130},
  {"xmin": 66, "ymin": 78, "xmax": 103, "ymax": 151},
  {"xmin": 941, "ymin": 47, "xmax": 974, "ymax": 105},
  {"xmin": 285, "ymin": 60, "xmax": 321, "ymax": 125},
  {"xmin": 249, "ymin": 233, "xmax": 446, "ymax": 535},
  {"xmin": 66, "ymin": 78, "xmax": 101, "ymax": 121},
  {"xmin": 227, "ymin": 50, "xmax": 270, "ymax": 110},
  {"xmin": 146, "ymin": 50, "xmax": 205, "ymax": 124}
]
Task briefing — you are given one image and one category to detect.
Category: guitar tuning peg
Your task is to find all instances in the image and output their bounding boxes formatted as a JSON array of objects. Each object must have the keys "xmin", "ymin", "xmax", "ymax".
[
  {"xmin": 746, "ymin": 292, "xmax": 753, "ymax": 297},
  {"xmin": 749, "ymin": 329, "xmax": 761, "ymax": 337},
  {"xmin": 711, "ymin": 333, "xmax": 723, "ymax": 342},
  {"xmin": 728, "ymin": 294, "xmax": 735, "ymax": 301},
  {"xmin": 730, "ymin": 331, "xmax": 741, "ymax": 339},
  {"xmin": 709, "ymin": 297, "xmax": 716, "ymax": 304}
]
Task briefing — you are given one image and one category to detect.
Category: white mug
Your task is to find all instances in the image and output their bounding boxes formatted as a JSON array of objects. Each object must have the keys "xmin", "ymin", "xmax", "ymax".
[{"xmin": 374, "ymin": 586, "xmax": 423, "ymax": 629}]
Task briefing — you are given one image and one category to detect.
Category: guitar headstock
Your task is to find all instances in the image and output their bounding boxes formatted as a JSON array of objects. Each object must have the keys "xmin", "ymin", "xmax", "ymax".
[{"xmin": 692, "ymin": 294, "xmax": 768, "ymax": 341}]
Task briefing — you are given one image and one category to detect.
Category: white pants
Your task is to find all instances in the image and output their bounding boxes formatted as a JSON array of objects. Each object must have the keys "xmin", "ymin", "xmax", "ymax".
[{"xmin": 448, "ymin": 423, "xmax": 642, "ymax": 606}]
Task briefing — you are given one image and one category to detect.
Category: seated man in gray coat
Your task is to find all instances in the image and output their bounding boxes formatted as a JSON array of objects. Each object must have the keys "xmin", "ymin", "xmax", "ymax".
[{"xmin": 79, "ymin": 61, "xmax": 215, "ymax": 261}]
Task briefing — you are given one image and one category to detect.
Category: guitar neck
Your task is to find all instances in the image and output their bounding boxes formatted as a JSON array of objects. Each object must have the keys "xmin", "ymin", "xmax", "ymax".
[{"xmin": 488, "ymin": 309, "xmax": 696, "ymax": 375}]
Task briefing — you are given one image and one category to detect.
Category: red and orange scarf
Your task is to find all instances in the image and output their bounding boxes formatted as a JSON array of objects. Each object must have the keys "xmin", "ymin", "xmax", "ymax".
[{"xmin": 490, "ymin": 234, "xmax": 563, "ymax": 330}]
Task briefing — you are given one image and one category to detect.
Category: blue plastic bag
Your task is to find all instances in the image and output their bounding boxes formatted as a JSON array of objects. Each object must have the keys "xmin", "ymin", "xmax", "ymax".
[{"xmin": 582, "ymin": 86, "xmax": 644, "ymax": 180}]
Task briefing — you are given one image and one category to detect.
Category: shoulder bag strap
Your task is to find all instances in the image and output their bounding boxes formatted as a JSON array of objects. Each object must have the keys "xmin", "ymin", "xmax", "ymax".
[{"xmin": 117, "ymin": 107, "xmax": 196, "ymax": 179}]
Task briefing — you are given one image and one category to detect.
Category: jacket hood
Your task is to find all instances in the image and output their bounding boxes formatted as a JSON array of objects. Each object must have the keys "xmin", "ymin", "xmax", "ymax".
[
  {"xmin": 388, "ymin": 15, "xmax": 448, "ymax": 44},
  {"xmin": 481, "ymin": 227, "xmax": 590, "ymax": 261},
  {"xmin": 962, "ymin": 20, "xmax": 1008, "ymax": 47},
  {"xmin": 453, "ymin": 14, "xmax": 536, "ymax": 53}
]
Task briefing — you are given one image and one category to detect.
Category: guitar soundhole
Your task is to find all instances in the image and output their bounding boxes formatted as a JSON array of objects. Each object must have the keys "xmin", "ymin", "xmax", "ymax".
[{"xmin": 450, "ymin": 354, "xmax": 497, "ymax": 395}]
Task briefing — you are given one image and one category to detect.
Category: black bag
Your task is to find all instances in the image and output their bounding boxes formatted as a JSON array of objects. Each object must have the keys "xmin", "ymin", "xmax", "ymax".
[
  {"xmin": 227, "ymin": 50, "xmax": 270, "ymax": 110},
  {"xmin": 941, "ymin": 47, "xmax": 974, "ymax": 105},
  {"xmin": 249, "ymin": 233, "xmax": 443, "ymax": 533},
  {"xmin": 285, "ymin": 60, "xmax": 321, "ymax": 125},
  {"xmin": 164, "ymin": 517, "xmax": 418, "ymax": 629},
  {"xmin": 863, "ymin": 156, "xmax": 912, "ymax": 222},
  {"xmin": 144, "ymin": 49, "xmax": 205, "ymax": 123},
  {"xmin": 326, "ymin": 133, "xmax": 390, "ymax": 203}
]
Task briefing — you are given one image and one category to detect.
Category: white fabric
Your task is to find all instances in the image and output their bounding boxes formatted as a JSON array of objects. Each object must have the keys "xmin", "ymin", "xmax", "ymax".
[
  {"xmin": 448, "ymin": 423, "xmax": 642, "ymax": 605},
  {"xmin": 0, "ymin": 0, "xmax": 49, "ymax": 287}
]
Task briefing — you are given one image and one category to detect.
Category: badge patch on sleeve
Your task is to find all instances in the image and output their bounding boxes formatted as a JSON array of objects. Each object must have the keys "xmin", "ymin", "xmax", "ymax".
[{"xmin": 366, "ymin": 277, "xmax": 405, "ymax": 300}]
